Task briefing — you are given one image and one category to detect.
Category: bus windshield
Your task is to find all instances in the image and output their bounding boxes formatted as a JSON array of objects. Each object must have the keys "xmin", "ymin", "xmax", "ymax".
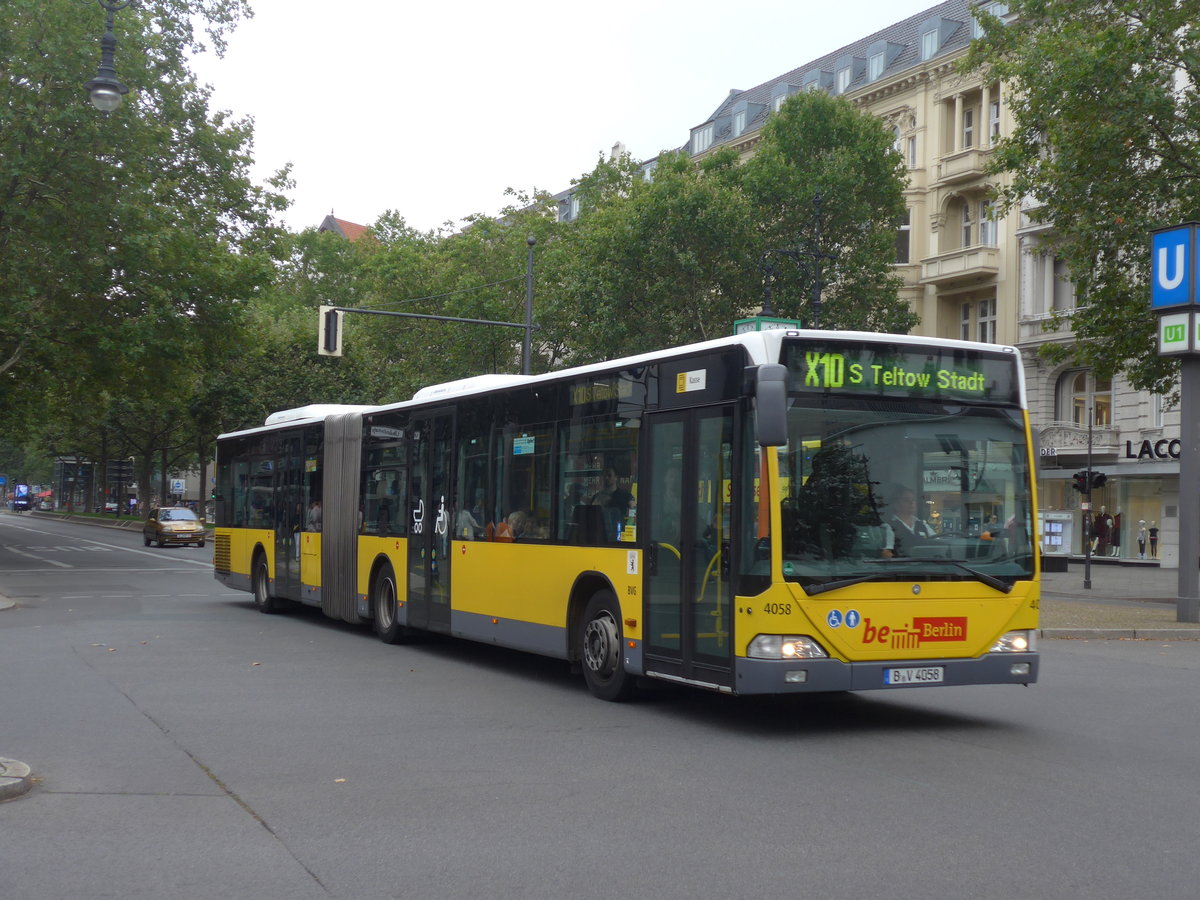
[{"xmin": 777, "ymin": 399, "xmax": 1034, "ymax": 590}]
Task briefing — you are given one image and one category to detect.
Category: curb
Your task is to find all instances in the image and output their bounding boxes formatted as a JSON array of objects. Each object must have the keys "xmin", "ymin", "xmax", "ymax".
[
  {"xmin": 1042, "ymin": 628, "xmax": 1200, "ymax": 641},
  {"xmin": 0, "ymin": 758, "xmax": 33, "ymax": 802}
]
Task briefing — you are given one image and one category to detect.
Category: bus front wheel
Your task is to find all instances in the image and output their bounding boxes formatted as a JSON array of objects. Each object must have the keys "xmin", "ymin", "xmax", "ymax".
[
  {"xmin": 373, "ymin": 563, "xmax": 410, "ymax": 644},
  {"xmin": 580, "ymin": 590, "xmax": 635, "ymax": 702},
  {"xmin": 252, "ymin": 553, "xmax": 280, "ymax": 614}
]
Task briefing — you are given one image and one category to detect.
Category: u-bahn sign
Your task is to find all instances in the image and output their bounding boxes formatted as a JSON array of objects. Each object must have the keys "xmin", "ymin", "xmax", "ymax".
[
  {"xmin": 1152, "ymin": 223, "xmax": 1200, "ymax": 356},
  {"xmin": 1150, "ymin": 223, "xmax": 1200, "ymax": 621}
]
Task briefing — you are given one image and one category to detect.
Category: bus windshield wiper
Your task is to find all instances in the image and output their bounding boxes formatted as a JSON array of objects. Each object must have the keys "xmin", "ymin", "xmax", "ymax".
[
  {"xmin": 803, "ymin": 572, "xmax": 901, "ymax": 596},
  {"xmin": 802, "ymin": 560, "xmax": 1012, "ymax": 595},
  {"xmin": 904, "ymin": 558, "xmax": 1013, "ymax": 593}
]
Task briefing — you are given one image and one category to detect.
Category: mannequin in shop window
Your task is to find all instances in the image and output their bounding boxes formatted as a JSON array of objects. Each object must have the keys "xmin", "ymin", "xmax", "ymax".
[
  {"xmin": 1093, "ymin": 506, "xmax": 1112, "ymax": 556},
  {"xmin": 1149, "ymin": 521, "xmax": 1159, "ymax": 558},
  {"xmin": 1110, "ymin": 511, "xmax": 1121, "ymax": 557},
  {"xmin": 1138, "ymin": 520, "xmax": 1147, "ymax": 559}
]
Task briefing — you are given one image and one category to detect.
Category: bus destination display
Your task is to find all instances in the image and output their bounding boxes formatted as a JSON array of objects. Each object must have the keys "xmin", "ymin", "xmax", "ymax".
[{"xmin": 784, "ymin": 341, "xmax": 1019, "ymax": 404}]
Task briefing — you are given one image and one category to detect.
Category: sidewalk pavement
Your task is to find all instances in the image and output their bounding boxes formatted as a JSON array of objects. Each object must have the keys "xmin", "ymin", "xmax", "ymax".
[{"xmin": 1039, "ymin": 559, "xmax": 1200, "ymax": 639}]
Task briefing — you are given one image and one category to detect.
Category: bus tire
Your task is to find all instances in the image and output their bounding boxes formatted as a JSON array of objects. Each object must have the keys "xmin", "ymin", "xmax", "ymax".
[
  {"xmin": 252, "ymin": 552, "xmax": 280, "ymax": 614},
  {"xmin": 580, "ymin": 589, "xmax": 635, "ymax": 702},
  {"xmin": 373, "ymin": 562, "xmax": 409, "ymax": 644}
]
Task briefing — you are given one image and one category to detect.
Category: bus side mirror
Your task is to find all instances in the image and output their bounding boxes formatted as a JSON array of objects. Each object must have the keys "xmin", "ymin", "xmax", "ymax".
[{"xmin": 754, "ymin": 363, "xmax": 788, "ymax": 447}]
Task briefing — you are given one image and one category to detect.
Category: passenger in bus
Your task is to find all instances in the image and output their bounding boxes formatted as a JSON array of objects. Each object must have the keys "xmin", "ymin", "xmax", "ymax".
[
  {"xmin": 306, "ymin": 499, "xmax": 322, "ymax": 532},
  {"xmin": 591, "ymin": 467, "xmax": 632, "ymax": 509},
  {"xmin": 591, "ymin": 467, "xmax": 634, "ymax": 541},
  {"xmin": 494, "ymin": 509, "xmax": 529, "ymax": 542},
  {"xmin": 456, "ymin": 502, "xmax": 483, "ymax": 539}
]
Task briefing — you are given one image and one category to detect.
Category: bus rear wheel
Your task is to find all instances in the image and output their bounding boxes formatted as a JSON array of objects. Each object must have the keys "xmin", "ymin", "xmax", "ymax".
[
  {"xmin": 252, "ymin": 552, "xmax": 280, "ymax": 614},
  {"xmin": 580, "ymin": 590, "xmax": 635, "ymax": 702},
  {"xmin": 373, "ymin": 562, "xmax": 410, "ymax": 644}
]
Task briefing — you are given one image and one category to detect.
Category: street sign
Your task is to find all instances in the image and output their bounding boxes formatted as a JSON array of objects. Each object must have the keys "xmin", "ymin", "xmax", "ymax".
[
  {"xmin": 733, "ymin": 316, "xmax": 803, "ymax": 335},
  {"xmin": 1150, "ymin": 223, "xmax": 1200, "ymax": 621},
  {"xmin": 1158, "ymin": 311, "xmax": 1197, "ymax": 355},
  {"xmin": 1151, "ymin": 223, "xmax": 1200, "ymax": 310}
]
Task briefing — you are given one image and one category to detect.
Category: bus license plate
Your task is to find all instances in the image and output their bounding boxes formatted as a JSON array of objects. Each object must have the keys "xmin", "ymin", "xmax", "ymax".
[{"xmin": 883, "ymin": 666, "xmax": 944, "ymax": 685}]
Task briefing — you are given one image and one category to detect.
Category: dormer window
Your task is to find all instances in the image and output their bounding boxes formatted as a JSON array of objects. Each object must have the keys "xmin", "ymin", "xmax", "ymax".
[
  {"xmin": 869, "ymin": 52, "xmax": 885, "ymax": 81},
  {"xmin": 692, "ymin": 124, "xmax": 714, "ymax": 154},
  {"xmin": 921, "ymin": 29, "xmax": 938, "ymax": 60},
  {"xmin": 973, "ymin": 2, "xmax": 1009, "ymax": 38},
  {"xmin": 865, "ymin": 40, "xmax": 904, "ymax": 83},
  {"xmin": 920, "ymin": 15, "xmax": 963, "ymax": 61},
  {"xmin": 802, "ymin": 70, "xmax": 833, "ymax": 93},
  {"xmin": 834, "ymin": 55, "xmax": 865, "ymax": 94},
  {"xmin": 730, "ymin": 99, "xmax": 765, "ymax": 136},
  {"xmin": 771, "ymin": 83, "xmax": 798, "ymax": 112}
]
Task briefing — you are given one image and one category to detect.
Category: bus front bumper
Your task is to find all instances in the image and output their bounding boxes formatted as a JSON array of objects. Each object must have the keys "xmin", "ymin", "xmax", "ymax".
[{"xmin": 734, "ymin": 652, "xmax": 1038, "ymax": 695}]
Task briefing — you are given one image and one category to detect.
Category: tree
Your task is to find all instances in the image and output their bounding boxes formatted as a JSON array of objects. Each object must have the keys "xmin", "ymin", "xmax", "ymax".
[
  {"xmin": 0, "ymin": 0, "xmax": 286, "ymax": 430},
  {"xmin": 364, "ymin": 193, "xmax": 562, "ymax": 392},
  {"xmin": 550, "ymin": 150, "xmax": 759, "ymax": 363},
  {"xmin": 966, "ymin": 0, "xmax": 1200, "ymax": 394},
  {"xmin": 549, "ymin": 94, "xmax": 915, "ymax": 365},
  {"xmin": 740, "ymin": 90, "xmax": 918, "ymax": 334}
]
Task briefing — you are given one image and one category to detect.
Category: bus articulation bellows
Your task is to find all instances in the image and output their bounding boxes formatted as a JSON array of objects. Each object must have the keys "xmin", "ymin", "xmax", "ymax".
[{"xmin": 213, "ymin": 329, "xmax": 1039, "ymax": 700}]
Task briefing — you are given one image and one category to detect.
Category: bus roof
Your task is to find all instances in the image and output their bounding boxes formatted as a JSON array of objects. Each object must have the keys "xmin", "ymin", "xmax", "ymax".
[
  {"xmin": 264, "ymin": 404, "xmax": 381, "ymax": 426},
  {"xmin": 221, "ymin": 329, "xmax": 1023, "ymax": 440}
]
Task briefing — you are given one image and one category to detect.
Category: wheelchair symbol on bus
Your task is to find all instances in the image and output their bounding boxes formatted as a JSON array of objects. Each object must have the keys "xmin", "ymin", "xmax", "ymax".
[{"xmin": 827, "ymin": 609, "xmax": 861, "ymax": 629}]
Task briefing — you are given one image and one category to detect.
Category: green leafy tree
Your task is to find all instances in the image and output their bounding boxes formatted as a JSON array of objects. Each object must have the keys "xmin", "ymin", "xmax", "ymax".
[
  {"xmin": 364, "ymin": 194, "xmax": 561, "ymax": 394},
  {"xmin": 966, "ymin": 0, "xmax": 1200, "ymax": 393},
  {"xmin": 0, "ymin": 0, "xmax": 286, "ymax": 431},
  {"xmin": 550, "ymin": 150, "xmax": 759, "ymax": 363},
  {"xmin": 741, "ymin": 90, "xmax": 917, "ymax": 333}
]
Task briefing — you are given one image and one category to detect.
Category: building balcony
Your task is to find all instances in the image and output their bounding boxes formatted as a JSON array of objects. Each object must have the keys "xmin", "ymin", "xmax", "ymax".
[
  {"xmin": 935, "ymin": 147, "xmax": 990, "ymax": 185},
  {"xmin": 920, "ymin": 245, "xmax": 1000, "ymax": 286},
  {"xmin": 1017, "ymin": 312, "xmax": 1073, "ymax": 345},
  {"xmin": 1016, "ymin": 194, "xmax": 1052, "ymax": 236},
  {"xmin": 1038, "ymin": 422, "xmax": 1121, "ymax": 459}
]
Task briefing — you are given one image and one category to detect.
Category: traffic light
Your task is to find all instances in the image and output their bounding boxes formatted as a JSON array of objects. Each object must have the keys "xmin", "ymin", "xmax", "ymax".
[
  {"xmin": 1091, "ymin": 471, "xmax": 1108, "ymax": 490},
  {"xmin": 318, "ymin": 306, "xmax": 343, "ymax": 357},
  {"xmin": 1072, "ymin": 470, "xmax": 1089, "ymax": 492}
]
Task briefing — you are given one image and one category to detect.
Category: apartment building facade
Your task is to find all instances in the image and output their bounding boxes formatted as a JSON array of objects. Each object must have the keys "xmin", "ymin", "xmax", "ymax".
[{"xmin": 562, "ymin": 0, "xmax": 1180, "ymax": 565}]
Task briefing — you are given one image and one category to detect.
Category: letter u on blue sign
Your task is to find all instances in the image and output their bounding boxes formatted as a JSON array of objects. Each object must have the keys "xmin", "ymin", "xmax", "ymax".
[{"xmin": 1151, "ymin": 225, "xmax": 1197, "ymax": 309}]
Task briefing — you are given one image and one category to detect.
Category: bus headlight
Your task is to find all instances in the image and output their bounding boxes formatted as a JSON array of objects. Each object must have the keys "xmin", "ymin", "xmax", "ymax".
[
  {"xmin": 748, "ymin": 634, "xmax": 828, "ymax": 659},
  {"xmin": 989, "ymin": 630, "xmax": 1036, "ymax": 653}
]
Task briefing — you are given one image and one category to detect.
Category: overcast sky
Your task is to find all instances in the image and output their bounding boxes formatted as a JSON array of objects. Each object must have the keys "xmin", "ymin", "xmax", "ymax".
[{"xmin": 191, "ymin": 0, "xmax": 942, "ymax": 234}]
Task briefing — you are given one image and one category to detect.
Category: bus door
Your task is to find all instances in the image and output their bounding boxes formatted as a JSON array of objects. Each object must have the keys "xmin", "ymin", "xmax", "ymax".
[
  {"xmin": 407, "ymin": 412, "xmax": 454, "ymax": 633},
  {"xmin": 273, "ymin": 434, "xmax": 303, "ymax": 601},
  {"xmin": 644, "ymin": 406, "xmax": 734, "ymax": 689}
]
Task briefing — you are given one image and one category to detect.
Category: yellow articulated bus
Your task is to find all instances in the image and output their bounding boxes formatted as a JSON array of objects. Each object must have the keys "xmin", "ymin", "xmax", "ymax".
[{"xmin": 213, "ymin": 329, "xmax": 1039, "ymax": 701}]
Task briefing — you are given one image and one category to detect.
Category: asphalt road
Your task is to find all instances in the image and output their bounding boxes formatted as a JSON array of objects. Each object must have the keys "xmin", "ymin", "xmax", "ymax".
[{"xmin": 3, "ymin": 512, "xmax": 1200, "ymax": 899}]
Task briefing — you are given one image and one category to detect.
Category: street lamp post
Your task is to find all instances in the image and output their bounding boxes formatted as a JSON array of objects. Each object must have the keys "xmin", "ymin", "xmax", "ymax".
[
  {"xmin": 84, "ymin": 0, "xmax": 133, "ymax": 112},
  {"xmin": 755, "ymin": 192, "xmax": 836, "ymax": 328}
]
